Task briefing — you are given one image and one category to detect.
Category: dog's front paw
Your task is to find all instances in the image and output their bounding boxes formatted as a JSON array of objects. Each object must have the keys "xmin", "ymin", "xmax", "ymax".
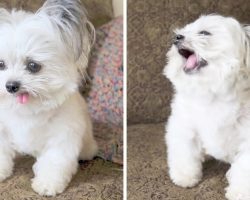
[
  {"xmin": 0, "ymin": 168, "xmax": 12, "ymax": 182},
  {"xmin": 169, "ymin": 166, "xmax": 202, "ymax": 188},
  {"xmin": 226, "ymin": 186, "xmax": 250, "ymax": 200},
  {"xmin": 0, "ymin": 160, "xmax": 14, "ymax": 182},
  {"xmin": 31, "ymin": 177, "xmax": 66, "ymax": 196}
]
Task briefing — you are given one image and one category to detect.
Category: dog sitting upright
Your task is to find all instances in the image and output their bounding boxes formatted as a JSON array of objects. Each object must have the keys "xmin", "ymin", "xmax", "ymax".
[
  {"xmin": 0, "ymin": 0, "xmax": 97, "ymax": 196},
  {"xmin": 164, "ymin": 15, "xmax": 250, "ymax": 200}
]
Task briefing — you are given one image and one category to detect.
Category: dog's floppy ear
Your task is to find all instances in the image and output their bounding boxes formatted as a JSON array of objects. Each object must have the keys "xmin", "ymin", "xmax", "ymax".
[
  {"xmin": 38, "ymin": 0, "xmax": 95, "ymax": 63},
  {"xmin": 243, "ymin": 25, "xmax": 250, "ymax": 43},
  {"xmin": 228, "ymin": 17, "xmax": 250, "ymax": 69},
  {"xmin": 241, "ymin": 25, "xmax": 250, "ymax": 68}
]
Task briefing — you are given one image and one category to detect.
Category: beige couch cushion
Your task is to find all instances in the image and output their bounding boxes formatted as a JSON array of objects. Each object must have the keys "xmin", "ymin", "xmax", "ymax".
[
  {"xmin": 0, "ymin": 157, "xmax": 122, "ymax": 200},
  {"xmin": 128, "ymin": 123, "xmax": 229, "ymax": 200},
  {"xmin": 0, "ymin": 0, "xmax": 113, "ymax": 27},
  {"xmin": 83, "ymin": 0, "xmax": 114, "ymax": 27}
]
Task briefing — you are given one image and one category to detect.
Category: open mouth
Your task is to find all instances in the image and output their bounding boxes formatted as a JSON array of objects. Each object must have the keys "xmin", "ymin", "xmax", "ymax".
[{"xmin": 178, "ymin": 48, "xmax": 207, "ymax": 74}]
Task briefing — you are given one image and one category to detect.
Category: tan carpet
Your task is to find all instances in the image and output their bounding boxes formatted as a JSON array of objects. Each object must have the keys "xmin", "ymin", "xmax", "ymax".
[
  {"xmin": 0, "ymin": 157, "xmax": 122, "ymax": 200},
  {"xmin": 128, "ymin": 123, "xmax": 230, "ymax": 200}
]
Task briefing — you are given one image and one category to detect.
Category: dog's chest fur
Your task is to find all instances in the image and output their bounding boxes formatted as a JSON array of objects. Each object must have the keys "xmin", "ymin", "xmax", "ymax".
[
  {"xmin": 175, "ymin": 93, "xmax": 244, "ymax": 163},
  {"xmin": 0, "ymin": 109, "xmax": 56, "ymax": 156}
]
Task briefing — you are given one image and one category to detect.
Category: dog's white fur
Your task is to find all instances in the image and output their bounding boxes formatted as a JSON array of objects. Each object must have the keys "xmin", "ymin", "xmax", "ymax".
[
  {"xmin": 164, "ymin": 15, "xmax": 250, "ymax": 200},
  {"xmin": 0, "ymin": 0, "xmax": 97, "ymax": 196}
]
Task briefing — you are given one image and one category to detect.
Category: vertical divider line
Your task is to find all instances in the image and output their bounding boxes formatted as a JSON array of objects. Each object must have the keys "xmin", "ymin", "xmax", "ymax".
[{"xmin": 123, "ymin": 0, "xmax": 128, "ymax": 199}]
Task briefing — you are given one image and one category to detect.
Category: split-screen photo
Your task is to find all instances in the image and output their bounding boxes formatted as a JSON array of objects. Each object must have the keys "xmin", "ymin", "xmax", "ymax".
[{"xmin": 0, "ymin": 1, "xmax": 249, "ymax": 200}]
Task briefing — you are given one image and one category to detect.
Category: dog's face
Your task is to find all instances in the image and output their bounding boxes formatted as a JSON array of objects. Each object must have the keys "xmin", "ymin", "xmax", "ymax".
[
  {"xmin": 0, "ymin": 0, "xmax": 94, "ymax": 112},
  {"xmin": 165, "ymin": 15, "xmax": 250, "ymax": 92}
]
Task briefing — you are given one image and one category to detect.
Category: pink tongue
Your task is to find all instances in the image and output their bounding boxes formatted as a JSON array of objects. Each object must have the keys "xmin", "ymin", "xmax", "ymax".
[
  {"xmin": 185, "ymin": 54, "xmax": 197, "ymax": 69},
  {"xmin": 17, "ymin": 93, "xmax": 29, "ymax": 104}
]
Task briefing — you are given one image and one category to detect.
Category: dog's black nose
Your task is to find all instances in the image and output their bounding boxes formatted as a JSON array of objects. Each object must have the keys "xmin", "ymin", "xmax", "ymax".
[
  {"xmin": 174, "ymin": 34, "xmax": 185, "ymax": 45},
  {"xmin": 6, "ymin": 81, "xmax": 20, "ymax": 93}
]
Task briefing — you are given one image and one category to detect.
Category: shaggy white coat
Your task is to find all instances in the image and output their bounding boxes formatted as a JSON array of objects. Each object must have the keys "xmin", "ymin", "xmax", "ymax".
[
  {"xmin": 165, "ymin": 15, "xmax": 250, "ymax": 200},
  {"xmin": 0, "ymin": 0, "xmax": 97, "ymax": 196}
]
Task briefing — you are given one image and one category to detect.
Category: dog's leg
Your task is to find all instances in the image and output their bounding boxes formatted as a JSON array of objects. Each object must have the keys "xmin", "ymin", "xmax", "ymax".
[
  {"xmin": 31, "ymin": 146, "xmax": 79, "ymax": 196},
  {"xmin": 79, "ymin": 135, "xmax": 98, "ymax": 161},
  {"xmin": 166, "ymin": 115, "xmax": 203, "ymax": 187},
  {"xmin": 79, "ymin": 120, "xmax": 98, "ymax": 161},
  {"xmin": 226, "ymin": 152, "xmax": 250, "ymax": 200},
  {"xmin": 0, "ymin": 133, "xmax": 15, "ymax": 181}
]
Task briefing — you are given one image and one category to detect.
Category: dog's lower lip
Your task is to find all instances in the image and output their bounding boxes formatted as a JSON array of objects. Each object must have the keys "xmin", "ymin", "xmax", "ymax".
[
  {"xmin": 184, "ymin": 58, "xmax": 208, "ymax": 72},
  {"xmin": 178, "ymin": 48, "xmax": 207, "ymax": 74}
]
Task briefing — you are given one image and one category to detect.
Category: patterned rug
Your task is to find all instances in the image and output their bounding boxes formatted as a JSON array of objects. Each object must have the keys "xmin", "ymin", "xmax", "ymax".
[
  {"xmin": 0, "ymin": 156, "xmax": 122, "ymax": 200},
  {"xmin": 128, "ymin": 123, "xmax": 229, "ymax": 200}
]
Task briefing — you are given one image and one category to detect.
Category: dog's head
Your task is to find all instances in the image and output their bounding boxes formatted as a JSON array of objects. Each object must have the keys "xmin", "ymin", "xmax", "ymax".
[
  {"xmin": 0, "ymin": 0, "xmax": 94, "ymax": 112},
  {"xmin": 164, "ymin": 15, "xmax": 250, "ymax": 93}
]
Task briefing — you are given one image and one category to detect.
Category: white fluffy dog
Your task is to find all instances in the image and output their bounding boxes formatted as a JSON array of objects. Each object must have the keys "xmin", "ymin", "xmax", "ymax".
[
  {"xmin": 164, "ymin": 15, "xmax": 250, "ymax": 200},
  {"xmin": 0, "ymin": 0, "xmax": 98, "ymax": 196}
]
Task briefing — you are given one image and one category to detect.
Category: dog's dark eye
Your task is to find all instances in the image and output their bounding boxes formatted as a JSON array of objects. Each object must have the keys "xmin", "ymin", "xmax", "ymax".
[
  {"xmin": 199, "ymin": 30, "xmax": 211, "ymax": 36},
  {"xmin": 26, "ymin": 61, "xmax": 42, "ymax": 73},
  {"xmin": 0, "ymin": 61, "xmax": 5, "ymax": 70}
]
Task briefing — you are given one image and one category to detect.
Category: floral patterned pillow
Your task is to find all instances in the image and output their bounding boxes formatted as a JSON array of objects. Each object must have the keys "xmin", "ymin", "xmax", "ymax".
[
  {"xmin": 86, "ymin": 17, "xmax": 123, "ymax": 164},
  {"xmin": 87, "ymin": 17, "xmax": 123, "ymax": 126}
]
